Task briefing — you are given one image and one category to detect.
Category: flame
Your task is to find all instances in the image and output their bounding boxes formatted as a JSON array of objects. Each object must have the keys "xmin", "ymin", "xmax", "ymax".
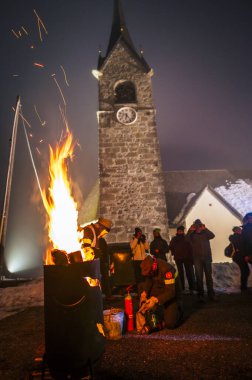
[
  {"xmin": 84, "ymin": 277, "xmax": 101, "ymax": 288},
  {"xmin": 42, "ymin": 128, "xmax": 82, "ymax": 261}
]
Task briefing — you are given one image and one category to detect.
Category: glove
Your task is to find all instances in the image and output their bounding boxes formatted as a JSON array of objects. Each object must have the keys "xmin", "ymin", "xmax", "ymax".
[
  {"xmin": 189, "ymin": 224, "xmax": 196, "ymax": 232},
  {"xmin": 139, "ymin": 291, "xmax": 147, "ymax": 307},
  {"xmin": 139, "ymin": 296, "xmax": 158, "ymax": 313}
]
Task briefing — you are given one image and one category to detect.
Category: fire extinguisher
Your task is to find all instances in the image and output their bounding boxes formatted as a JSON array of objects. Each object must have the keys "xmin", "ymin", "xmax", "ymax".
[{"xmin": 124, "ymin": 286, "xmax": 134, "ymax": 331}]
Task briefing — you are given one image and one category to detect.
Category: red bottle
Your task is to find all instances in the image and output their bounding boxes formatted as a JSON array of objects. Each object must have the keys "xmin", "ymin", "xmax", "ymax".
[{"xmin": 124, "ymin": 288, "xmax": 134, "ymax": 331}]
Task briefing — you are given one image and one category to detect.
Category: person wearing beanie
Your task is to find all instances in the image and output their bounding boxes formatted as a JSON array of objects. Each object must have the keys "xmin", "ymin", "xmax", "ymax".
[
  {"xmin": 169, "ymin": 226, "xmax": 196, "ymax": 294},
  {"xmin": 136, "ymin": 255, "xmax": 183, "ymax": 332},
  {"xmin": 229, "ymin": 226, "xmax": 250, "ymax": 292},
  {"xmin": 130, "ymin": 227, "xmax": 150, "ymax": 286},
  {"xmin": 187, "ymin": 219, "xmax": 216, "ymax": 302},
  {"xmin": 150, "ymin": 228, "xmax": 169, "ymax": 262}
]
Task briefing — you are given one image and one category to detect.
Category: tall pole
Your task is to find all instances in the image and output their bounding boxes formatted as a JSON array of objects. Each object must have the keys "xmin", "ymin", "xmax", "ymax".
[{"xmin": 0, "ymin": 96, "xmax": 21, "ymax": 280}]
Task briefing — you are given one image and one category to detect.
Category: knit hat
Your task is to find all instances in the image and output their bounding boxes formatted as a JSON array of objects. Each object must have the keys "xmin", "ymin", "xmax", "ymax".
[
  {"xmin": 97, "ymin": 217, "xmax": 113, "ymax": 231},
  {"xmin": 153, "ymin": 227, "xmax": 161, "ymax": 233},
  {"xmin": 177, "ymin": 225, "xmax": 185, "ymax": 231},
  {"xmin": 232, "ymin": 226, "xmax": 241, "ymax": 233},
  {"xmin": 135, "ymin": 227, "xmax": 142, "ymax": 235},
  {"xmin": 194, "ymin": 219, "xmax": 202, "ymax": 226}
]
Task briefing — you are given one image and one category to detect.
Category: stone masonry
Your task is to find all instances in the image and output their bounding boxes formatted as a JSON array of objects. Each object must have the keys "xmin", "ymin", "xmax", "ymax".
[{"xmin": 97, "ymin": 14, "xmax": 169, "ymax": 244}]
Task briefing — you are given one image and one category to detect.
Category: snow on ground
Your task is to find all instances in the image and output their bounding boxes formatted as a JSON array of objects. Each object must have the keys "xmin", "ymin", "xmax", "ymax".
[
  {"xmin": 0, "ymin": 263, "xmax": 251, "ymax": 321},
  {"xmin": 215, "ymin": 179, "xmax": 252, "ymax": 217},
  {"xmin": 0, "ymin": 278, "xmax": 43, "ymax": 320}
]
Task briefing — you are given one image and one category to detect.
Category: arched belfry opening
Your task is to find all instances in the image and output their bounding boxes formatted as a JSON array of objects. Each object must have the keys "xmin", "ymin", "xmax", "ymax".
[
  {"xmin": 114, "ymin": 81, "xmax": 136, "ymax": 104},
  {"xmin": 95, "ymin": 0, "xmax": 169, "ymax": 243}
]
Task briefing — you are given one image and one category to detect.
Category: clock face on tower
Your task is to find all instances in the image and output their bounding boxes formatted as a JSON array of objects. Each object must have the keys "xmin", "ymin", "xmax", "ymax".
[{"xmin": 116, "ymin": 107, "xmax": 137, "ymax": 125}]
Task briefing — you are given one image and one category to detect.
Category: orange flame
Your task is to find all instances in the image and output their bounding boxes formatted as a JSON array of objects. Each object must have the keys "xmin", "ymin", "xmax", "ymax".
[{"xmin": 42, "ymin": 128, "xmax": 82, "ymax": 262}]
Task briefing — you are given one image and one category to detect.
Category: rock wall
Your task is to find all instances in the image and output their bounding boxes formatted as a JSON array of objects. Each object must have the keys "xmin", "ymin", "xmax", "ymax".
[{"xmin": 98, "ymin": 42, "xmax": 169, "ymax": 243}]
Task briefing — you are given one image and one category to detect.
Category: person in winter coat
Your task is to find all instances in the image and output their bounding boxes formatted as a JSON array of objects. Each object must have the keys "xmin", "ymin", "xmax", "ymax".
[
  {"xmin": 137, "ymin": 255, "xmax": 183, "ymax": 332},
  {"xmin": 242, "ymin": 212, "xmax": 252, "ymax": 264},
  {"xmin": 79, "ymin": 217, "xmax": 112, "ymax": 260},
  {"xmin": 150, "ymin": 228, "xmax": 169, "ymax": 261},
  {"xmin": 169, "ymin": 226, "xmax": 196, "ymax": 293},
  {"xmin": 130, "ymin": 227, "xmax": 149, "ymax": 285},
  {"xmin": 229, "ymin": 226, "xmax": 250, "ymax": 292},
  {"xmin": 187, "ymin": 219, "xmax": 216, "ymax": 302}
]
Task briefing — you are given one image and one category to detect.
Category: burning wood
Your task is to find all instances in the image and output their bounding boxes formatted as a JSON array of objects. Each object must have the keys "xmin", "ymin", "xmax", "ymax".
[
  {"xmin": 84, "ymin": 276, "xmax": 101, "ymax": 288},
  {"xmin": 41, "ymin": 128, "xmax": 94, "ymax": 264}
]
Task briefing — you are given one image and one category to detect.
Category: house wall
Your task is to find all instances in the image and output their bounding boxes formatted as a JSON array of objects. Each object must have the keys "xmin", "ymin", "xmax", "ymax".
[{"xmin": 184, "ymin": 188, "xmax": 241, "ymax": 263}]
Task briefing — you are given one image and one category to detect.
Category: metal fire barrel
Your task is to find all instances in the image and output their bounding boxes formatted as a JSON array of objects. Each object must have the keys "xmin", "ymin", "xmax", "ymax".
[{"xmin": 44, "ymin": 259, "xmax": 105, "ymax": 378}]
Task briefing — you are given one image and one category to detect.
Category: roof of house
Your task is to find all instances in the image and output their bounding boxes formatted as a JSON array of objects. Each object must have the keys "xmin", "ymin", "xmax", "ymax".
[
  {"xmin": 174, "ymin": 185, "xmax": 243, "ymax": 225},
  {"xmin": 164, "ymin": 169, "xmax": 252, "ymax": 226}
]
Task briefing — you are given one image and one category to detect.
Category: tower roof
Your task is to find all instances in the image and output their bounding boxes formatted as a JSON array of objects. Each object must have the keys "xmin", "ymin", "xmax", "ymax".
[
  {"xmin": 98, "ymin": 0, "xmax": 150, "ymax": 72},
  {"xmin": 106, "ymin": 0, "xmax": 135, "ymax": 56}
]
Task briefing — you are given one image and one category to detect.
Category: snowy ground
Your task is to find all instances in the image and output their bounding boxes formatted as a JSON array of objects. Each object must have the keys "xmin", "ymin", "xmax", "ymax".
[
  {"xmin": 0, "ymin": 278, "xmax": 43, "ymax": 320},
  {"xmin": 0, "ymin": 262, "xmax": 251, "ymax": 321}
]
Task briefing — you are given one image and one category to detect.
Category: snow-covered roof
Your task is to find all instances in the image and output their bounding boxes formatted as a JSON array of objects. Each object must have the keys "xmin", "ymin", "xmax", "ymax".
[
  {"xmin": 164, "ymin": 170, "xmax": 252, "ymax": 226},
  {"xmin": 215, "ymin": 179, "xmax": 252, "ymax": 217},
  {"xmin": 173, "ymin": 185, "xmax": 243, "ymax": 225}
]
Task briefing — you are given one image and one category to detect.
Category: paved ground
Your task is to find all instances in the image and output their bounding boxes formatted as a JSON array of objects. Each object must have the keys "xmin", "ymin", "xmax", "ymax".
[{"xmin": 0, "ymin": 291, "xmax": 252, "ymax": 379}]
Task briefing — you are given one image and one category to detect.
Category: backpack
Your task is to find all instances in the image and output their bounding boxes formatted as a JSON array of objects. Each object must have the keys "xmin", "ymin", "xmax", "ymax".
[{"xmin": 224, "ymin": 243, "xmax": 235, "ymax": 258}]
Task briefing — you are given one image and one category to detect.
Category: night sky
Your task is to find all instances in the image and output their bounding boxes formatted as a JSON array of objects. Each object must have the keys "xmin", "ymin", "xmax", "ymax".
[
  {"xmin": 0, "ymin": 0, "xmax": 252, "ymax": 271},
  {"xmin": 1, "ymin": 0, "xmax": 252, "ymax": 194}
]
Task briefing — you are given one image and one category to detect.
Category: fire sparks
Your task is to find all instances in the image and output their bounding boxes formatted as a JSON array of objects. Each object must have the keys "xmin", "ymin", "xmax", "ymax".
[
  {"xmin": 33, "ymin": 9, "xmax": 48, "ymax": 42},
  {"xmin": 42, "ymin": 129, "xmax": 82, "ymax": 258},
  {"xmin": 34, "ymin": 62, "xmax": 45, "ymax": 68},
  {"xmin": 52, "ymin": 74, "xmax": 67, "ymax": 106},
  {"xmin": 34, "ymin": 105, "xmax": 46, "ymax": 126},
  {"xmin": 60, "ymin": 65, "xmax": 70, "ymax": 87},
  {"xmin": 11, "ymin": 29, "xmax": 20, "ymax": 39}
]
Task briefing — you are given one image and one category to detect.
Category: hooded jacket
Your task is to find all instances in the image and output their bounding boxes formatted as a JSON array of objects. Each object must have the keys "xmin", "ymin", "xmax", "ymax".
[{"xmin": 187, "ymin": 228, "xmax": 215, "ymax": 260}]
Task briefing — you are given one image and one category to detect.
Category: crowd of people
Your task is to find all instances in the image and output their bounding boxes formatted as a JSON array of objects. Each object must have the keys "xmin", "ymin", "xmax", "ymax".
[
  {"xmin": 128, "ymin": 212, "xmax": 252, "ymax": 333},
  {"xmin": 78, "ymin": 212, "xmax": 252, "ymax": 335}
]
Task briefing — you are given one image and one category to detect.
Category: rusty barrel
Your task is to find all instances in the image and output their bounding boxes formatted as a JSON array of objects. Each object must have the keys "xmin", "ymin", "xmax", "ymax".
[{"xmin": 44, "ymin": 259, "xmax": 105, "ymax": 378}]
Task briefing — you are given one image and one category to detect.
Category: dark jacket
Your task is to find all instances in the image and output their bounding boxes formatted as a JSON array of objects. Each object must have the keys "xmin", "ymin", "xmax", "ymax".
[
  {"xmin": 139, "ymin": 259, "xmax": 182, "ymax": 306},
  {"xmin": 187, "ymin": 228, "xmax": 215, "ymax": 261},
  {"xmin": 229, "ymin": 233, "xmax": 245, "ymax": 258},
  {"xmin": 242, "ymin": 222, "xmax": 252, "ymax": 258},
  {"xmin": 150, "ymin": 236, "xmax": 169, "ymax": 261},
  {"xmin": 169, "ymin": 234, "xmax": 193, "ymax": 261}
]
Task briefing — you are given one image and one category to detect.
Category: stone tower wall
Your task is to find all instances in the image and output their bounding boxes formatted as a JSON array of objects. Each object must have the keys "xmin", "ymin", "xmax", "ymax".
[{"xmin": 98, "ymin": 42, "xmax": 169, "ymax": 243}]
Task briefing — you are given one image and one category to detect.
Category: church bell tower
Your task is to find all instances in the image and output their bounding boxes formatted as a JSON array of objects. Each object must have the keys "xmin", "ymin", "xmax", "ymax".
[{"xmin": 94, "ymin": 0, "xmax": 169, "ymax": 242}]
